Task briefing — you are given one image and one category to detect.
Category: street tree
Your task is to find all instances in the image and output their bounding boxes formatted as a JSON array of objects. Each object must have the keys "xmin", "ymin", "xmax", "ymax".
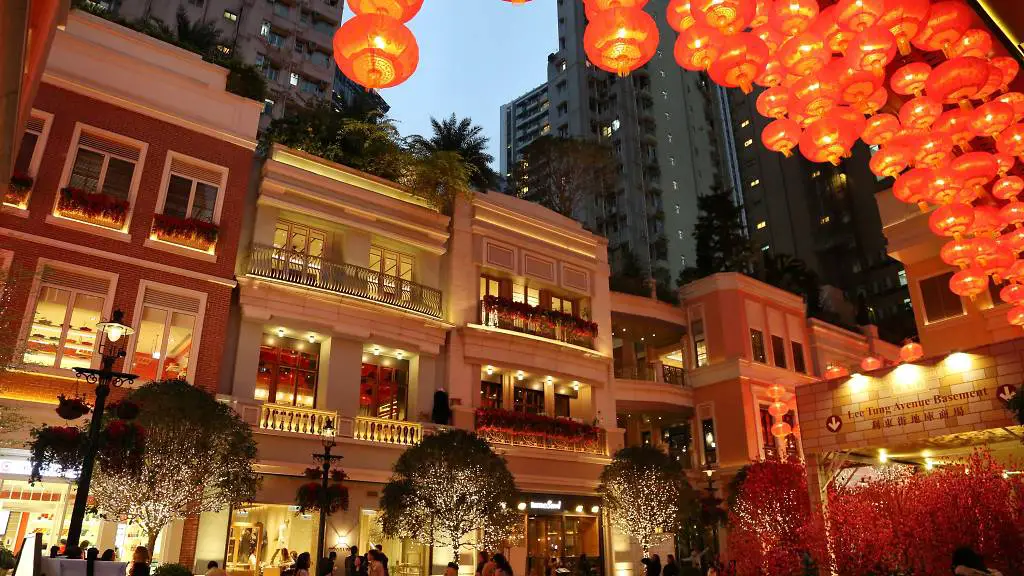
[
  {"xmin": 409, "ymin": 115, "xmax": 497, "ymax": 191},
  {"xmin": 514, "ymin": 136, "xmax": 617, "ymax": 219},
  {"xmin": 90, "ymin": 380, "xmax": 260, "ymax": 551}
]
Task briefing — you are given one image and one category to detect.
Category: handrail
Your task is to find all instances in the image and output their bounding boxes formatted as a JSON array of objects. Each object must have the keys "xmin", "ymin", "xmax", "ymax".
[
  {"xmin": 354, "ymin": 416, "xmax": 422, "ymax": 446},
  {"xmin": 479, "ymin": 302, "xmax": 596, "ymax": 349},
  {"xmin": 614, "ymin": 363, "xmax": 687, "ymax": 386},
  {"xmin": 248, "ymin": 244, "xmax": 443, "ymax": 318},
  {"xmin": 259, "ymin": 403, "xmax": 337, "ymax": 436}
]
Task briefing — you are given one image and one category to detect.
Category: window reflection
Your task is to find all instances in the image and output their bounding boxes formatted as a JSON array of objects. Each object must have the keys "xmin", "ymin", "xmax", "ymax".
[{"xmin": 360, "ymin": 359, "xmax": 408, "ymax": 420}]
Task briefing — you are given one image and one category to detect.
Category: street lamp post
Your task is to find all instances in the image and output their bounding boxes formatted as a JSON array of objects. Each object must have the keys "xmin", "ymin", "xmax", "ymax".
[
  {"xmin": 66, "ymin": 310, "xmax": 137, "ymax": 550},
  {"xmin": 313, "ymin": 418, "xmax": 344, "ymax": 576},
  {"xmin": 702, "ymin": 468, "xmax": 718, "ymax": 558}
]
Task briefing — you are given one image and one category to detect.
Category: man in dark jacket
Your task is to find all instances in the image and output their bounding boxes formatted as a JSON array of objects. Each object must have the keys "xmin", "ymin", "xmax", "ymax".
[
  {"xmin": 345, "ymin": 547, "xmax": 359, "ymax": 576},
  {"xmin": 375, "ymin": 545, "xmax": 389, "ymax": 576}
]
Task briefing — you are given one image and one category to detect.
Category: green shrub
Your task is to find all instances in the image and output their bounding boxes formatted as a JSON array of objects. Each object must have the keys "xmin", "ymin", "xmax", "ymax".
[{"xmin": 153, "ymin": 563, "xmax": 192, "ymax": 576}]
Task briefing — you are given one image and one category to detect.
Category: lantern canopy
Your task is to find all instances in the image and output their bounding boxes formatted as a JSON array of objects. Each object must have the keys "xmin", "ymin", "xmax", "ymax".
[
  {"xmin": 911, "ymin": 0, "xmax": 972, "ymax": 56},
  {"xmin": 708, "ymin": 32, "xmax": 769, "ymax": 93},
  {"xmin": 675, "ymin": 25, "xmax": 726, "ymax": 70},
  {"xmin": 877, "ymin": 0, "xmax": 931, "ymax": 55}
]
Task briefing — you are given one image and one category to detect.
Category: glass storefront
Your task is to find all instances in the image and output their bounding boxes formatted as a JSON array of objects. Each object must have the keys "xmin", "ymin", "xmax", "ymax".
[
  {"xmin": 357, "ymin": 510, "xmax": 426, "ymax": 576},
  {"xmin": 524, "ymin": 495, "xmax": 603, "ymax": 576},
  {"xmin": 360, "ymin": 359, "xmax": 408, "ymax": 420},
  {"xmin": 256, "ymin": 335, "xmax": 320, "ymax": 407},
  {"xmin": 226, "ymin": 505, "xmax": 320, "ymax": 576}
]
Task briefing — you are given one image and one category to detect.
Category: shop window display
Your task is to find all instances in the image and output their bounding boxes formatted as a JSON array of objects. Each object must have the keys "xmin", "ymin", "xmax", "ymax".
[
  {"xmin": 360, "ymin": 359, "xmax": 408, "ymax": 420},
  {"xmin": 255, "ymin": 335, "xmax": 319, "ymax": 407},
  {"xmin": 226, "ymin": 505, "xmax": 319, "ymax": 576}
]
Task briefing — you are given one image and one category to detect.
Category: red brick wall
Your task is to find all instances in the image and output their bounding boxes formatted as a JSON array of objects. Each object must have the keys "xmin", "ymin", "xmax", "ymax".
[{"xmin": 178, "ymin": 515, "xmax": 201, "ymax": 570}]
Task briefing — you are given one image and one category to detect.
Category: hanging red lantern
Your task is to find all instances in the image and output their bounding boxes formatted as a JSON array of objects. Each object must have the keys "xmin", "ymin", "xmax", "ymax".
[
  {"xmin": 892, "ymin": 167, "xmax": 932, "ymax": 209},
  {"xmin": 913, "ymin": 132, "xmax": 954, "ymax": 168},
  {"xmin": 949, "ymin": 267, "xmax": 988, "ymax": 299},
  {"xmin": 348, "ymin": 0, "xmax": 424, "ymax": 21},
  {"xmin": 974, "ymin": 62, "xmax": 1006, "ymax": 102},
  {"xmin": 949, "ymin": 28, "xmax": 993, "ymax": 59},
  {"xmin": 898, "ymin": 95, "xmax": 943, "ymax": 130},
  {"xmin": 767, "ymin": 399, "xmax": 789, "ymax": 417},
  {"xmin": 752, "ymin": 0, "xmax": 773, "ymax": 27},
  {"xmin": 982, "ymin": 248, "xmax": 1016, "ymax": 282},
  {"xmin": 835, "ymin": 0, "xmax": 885, "ymax": 33},
  {"xmin": 899, "ymin": 341, "xmax": 924, "ymax": 362},
  {"xmin": 1006, "ymin": 259, "xmax": 1024, "ymax": 283},
  {"xmin": 756, "ymin": 86, "xmax": 790, "ymax": 119},
  {"xmin": 972, "ymin": 235, "xmax": 1000, "ymax": 265},
  {"xmin": 941, "ymin": 238, "xmax": 977, "ymax": 268},
  {"xmin": 769, "ymin": 0, "xmax": 818, "ymax": 36},
  {"xmin": 890, "ymin": 61, "xmax": 931, "ymax": 97},
  {"xmin": 778, "ymin": 31, "xmax": 829, "ymax": 76},
  {"xmin": 970, "ymin": 205, "xmax": 1006, "ymax": 238},
  {"xmin": 912, "ymin": 0, "xmax": 972, "ymax": 56},
  {"xmin": 333, "ymin": 15, "xmax": 419, "ymax": 89},
  {"xmin": 995, "ymin": 93, "xmax": 1024, "ymax": 122},
  {"xmin": 755, "ymin": 58, "xmax": 785, "ymax": 87},
  {"xmin": 991, "ymin": 57, "xmax": 1020, "ymax": 93},
  {"xmin": 926, "ymin": 56, "xmax": 991, "ymax": 107},
  {"xmin": 860, "ymin": 86, "xmax": 889, "ymax": 115},
  {"xmin": 845, "ymin": 25, "xmax": 897, "ymax": 73},
  {"xmin": 754, "ymin": 25, "xmax": 786, "ymax": 55},
  {"xmin": 799, "ymin": 110, "xmax": 857, "ymax": 165},
  {"xmin": 969, "ymin": 101, "xmax": 1015, "ymax": 139},
  {"xmin": 996, "ymin": 123, "xmax": 1024, "ymax": 157},
  {"xmin": 789, "ymin": 74, "xmax": 837, "ymax": 120},
  {"xmin": 862, "ymin": 113, "xmax": 900, "ymax": 145},
  {"xmin": 888, "ymin": 126, "xmax": 927, "ymax": 154},
  {"xmin": 932, "ymin": 108, "xmax": 975, "ymax": 152},
  {"xmin": 951, "ymin": 151, "xmax": 998, "ymax": 195},
  {"xmin": 584, "ymin": 0, "xmax": 649, "ymax": 16},
  {"xmin": 926, "ymin": 167, "xmax": 963, "ymax": 205},
  {"xmin": 691, "ymin": 0, "xmax": 756, "ymax": 34},
  {"xmin": 584, "ymin": 7, "xmax": 659, "ymax": 76},
  {"xmin": 1000, "ymin": 201, "xmax": 1024, "ymax": 228},
  {"xmin": 993, "ymin": 176, "xmax": 1024, "ymax": 201},
  {"xmin": 675, "ymin": 25, "xmax": 726, "ymax": 71},
  {"xmin": 831, "ymin": 64, "xmax": 883, "ymax": 108},
  {"xmin": 1001, "ymin": 283, "xmax": 1024, "ymax": 304},
  {"xmin": 871, "ymin": 147, "xmax": 909, "ymax": 180},
  {"xmin": 667, "ymin": 0, "xmax": 696, "ymax": 31},
  {"xmin": 994, "ymin": 153, "xmax": 1016, "ymax": 176},
  {"xmin": 770, "ymin": 421, "xmax": 793, "ymax": 438},
  {"xmin": 999, "ymin": 229, "xmax": 1024, "ymax": 254},
  {"xmin": 825, "ymin": 363, "xmax": 849, "ymax": 378},
  {"xmin": 814, "ymin": 6, "xmax": 856, "ymax": 55},
  {"xmin": 1007, "ymin": 305, "xmax": 1024, "ymax": 327},
  {"xmin": 878, "ymin": 0, "xmax": 931, "ymax": 55},
  {"xmin": 708, "ymin": 33, "xmax": 769, "ymax": 93},
  {"xmin": 860, "ymin": 356, "xmax": 882, "ymax": 371},
  {"xmin": 929, "ymin": 202, "xmax": 975, "ymax": 238},
  {"xmin": 762, "ymin": 117, "xmax": 802, "ymax": 157}
]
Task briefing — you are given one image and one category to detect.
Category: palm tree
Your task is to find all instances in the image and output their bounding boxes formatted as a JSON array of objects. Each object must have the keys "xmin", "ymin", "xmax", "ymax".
[{"xmin": 409, "ymin": 114, "xmax": 497, "ymax": 191}]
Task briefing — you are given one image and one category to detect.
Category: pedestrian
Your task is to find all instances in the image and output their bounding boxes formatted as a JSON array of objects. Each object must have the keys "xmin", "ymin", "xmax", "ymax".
[
  {"xmin": 207, "ymin": 561, "xmax": 227, "ymax": 576},
  {"xmin": 662, "ymin": 555, "xmax": 678, "ymax": 576},
  {"xmin": 100, "ymin": 550, "xmax": 115, "ymax": 561},
  {"xmin": 81, "ymin": 541, "xmax": 91, "ymax": 551},
  {"xmin": 651, "ymin": 554, "xmax": 662, "ymax": 576},
  {"xmin": 445, "ymin": 563, "xmax": 459, "ymax": 576},
  {"xmin": 952, "ymin": 547, "xmax": 1003, "ymax": 575},
  {"xmin": 492, "ymin": 554, "xmax": 513, "ymax": 576},
  {"xmin": 685, "ymin": 548, "xmax": 706, "ymax": 573},
  {"xmin": 319, "ymin": 552, "xmax": 336, "ymax": 576},
  {"xmin": 374, "ymin": 545, "xmax": 389, "ymax": 576},
  {"xmin": 295, "ymin": 553, "xmax": 312, "ymax": 576},
  {"xmin": 49, "ymin": 546, "xmax": 59, "ymax": 558},
  {"xmin": 129, "ymin": 546, "xmax": 151, "ymax": 576},
  {"xmin": 368, "ymin": 550, "xmax": 386, "ymax": 576},
  {"xmin": 346, "ymin": 546, "xmax": 359, "ymax": 576},
  {"xmin": 546, "ymin": 557, "xmax": 559, "ymax": 576},
  {"xmin": 476, "ymin": 551, "xmax": 489, "ymax": 576}
]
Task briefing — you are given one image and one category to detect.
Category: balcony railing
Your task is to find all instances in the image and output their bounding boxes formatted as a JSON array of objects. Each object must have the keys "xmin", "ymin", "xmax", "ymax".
[
  {"xmin": 479, "ymin": 300, "xmax": 596, "ymax": 349},
  {"xmin": 354, "ymin": 416, "xmax": 422, "ymax": 446},
  {"xmin": 475, "ymin": 409, "xmax": 606, "ymax": 455},
  {"xmin": 248, "ymin": 244, "xmax": 443, "ymax": 318},
  {"xmin": 614, "ymin": 363, "xmax": 686, "ymax": 386},
  {"xmin": 259, "ymin": 403, "xmax": 337, "ymax": 436}
]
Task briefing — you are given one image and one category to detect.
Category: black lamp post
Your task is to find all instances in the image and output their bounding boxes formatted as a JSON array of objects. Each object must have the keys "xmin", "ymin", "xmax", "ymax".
[
  {"xmin": 702, "ymin": 467, "xmax": 719, "ymax": 558},
  {"xmin": 66, "ymin": 309, "xmax": 138, "ymax": 550},
  {"xmin": 313, "ymin": 418, "xmax": 344, "ymax": 576}
]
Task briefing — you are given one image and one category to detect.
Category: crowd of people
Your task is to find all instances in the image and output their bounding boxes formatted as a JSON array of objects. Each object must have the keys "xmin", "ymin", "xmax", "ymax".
[{"xmin": 46, "ymin": 540, "xmax": 153, "ymax": 576}]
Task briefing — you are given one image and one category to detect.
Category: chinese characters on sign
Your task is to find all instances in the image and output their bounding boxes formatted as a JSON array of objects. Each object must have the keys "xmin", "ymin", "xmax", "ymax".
[{"xmin": 826, "ymin": 387, "xmax": 1000, "ymax": 434}]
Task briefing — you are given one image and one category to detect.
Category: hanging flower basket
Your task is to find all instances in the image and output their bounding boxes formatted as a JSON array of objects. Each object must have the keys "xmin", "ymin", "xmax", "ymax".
[
  {"xmin": 304, "ymin": 467, "xmax": 322, "ymax": 480},
  {"xmin": 97, "ymin": 419, "xmax": 146, "ymax": 474},
  {"xmin": 55, "ymin": 394, "xmax": 91, "ymax": 420},
  {"xmin": 152, "ymin": 214, "xmax": 219, "ymax": 251},
  {"xmin": 295, "ymin": 480, "xmax": 349, "ymax": 514},
  {"xmin": 56, "ymin": 187, "xmax": 129, "ymax": 229},
  {"xmin": 110, "ymin": 400, "xmax": 140, "ymax": 420},
  {"xmin": 4, "ymin": 171, "xmax": 33, "ymax": 206},
  {"xmin": 28, "ymin": 425, "xmax": 85, "ymax": 482}
]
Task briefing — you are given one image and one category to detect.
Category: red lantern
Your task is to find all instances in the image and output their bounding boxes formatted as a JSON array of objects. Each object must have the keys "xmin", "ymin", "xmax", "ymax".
[
  {"xmin": 949, "ymin": 28, "xmax": 993, "ymax": 59},
  {"xmin": 972, "ymin": 236, "xmax": 1000, "ymax": 265},
  {"xmin": 666, "ymin": 0, "xmax": 696, "ymax": 31},
  {"xmin": 1000, "ymin": 201, "xmax": 1024, "ymax": 228},
  {"xmin": 348, "ymin": 0, "xmax": 423, "ymax": 22},
  {"xmin": 584, "ymin": 0, "xmax": 649, "ymax": 17},
  {"xmin": 996, "ymin": 123, "xmax": 1024, "ymax": 157},
  {"xmin": 888, "ymin": 127, "xmax": 927, "ymax": 154},
  {"xmin": 994, "ymin": 176, "xmax": 1024, "ymax": 201},
  {"xmin": 870, "ymin": 147, "xmax": 909, "ymax": 180},
  {"xmin": 333, "ymin": 15, "xmax": 419, "ymax": 89},
  {"xmin": 845, "ymin": 25, "xmax": 897, "ymax": 73},
  {"xmin": 899, "ymin": 95, "xmax": 943, "ymax": 130},
  {"xmin": 974, "ymin": 62, "xmax": 1006, "ymax": 102},
  {"xmin": 814, "ymin": 6, "xmax": 856, "ymax": 55},
  {"xmin": 1001, "ymin": 283, "xmax": 1024, "ymax": 304},
  {"xmin": 790, "ymin": 74, "xmax": 837, "ymax": 119},
  {"xmin": 691, "ymin": 0, "xmax": 755, "ymax": 34},
  {"xmin": 994, "ymin": 153, "xmax": 1016, "ymax": 176},
  {"xmin": 752, "ymin": 0, "xmax": 773, "ymax": 27},
  {"xmin": 969, "ymin": 205, "xmax": 1005, "ymax": 238},
  {"xmin": 778, "ymin": 31, "xmax": 829, "ymax": 76},
  {"xmin": 949, "ymin": 267, "xmax": 988, "ymax": 299},
  {"xmin": 859, "ymin": 86, "xmax": 889, "ymax": 115},
  {"xmin": 767, "ymin": 399, "xmax": 789, "ymax": 417},
  {"xmin": 969, "ymin": 101, "xmax": 1015, "ymax": 139},
  {"xmin": 1007, "ymin": 305, "xmax": 1024, "ymax": 327},
  {"xmin": 754, "ymin": 25, "xmax": 786, "ymax": 55},
  {"xmin": 929, "ymin": 202, "xmax": 975, "ymax": 238},
  {"xmin": 878, "ymin": 0, "xmax": 931, "ymax": 55},
  {"xmin": 995, "ymin": 93, "xmax": 1024, "ymax": 122},
  {"xmin": 941, "ymin": 238, "xmax": 976, "ymax": 268},
  {"xmin": 770, "ymin": 421, "xmax": 793, "ymax": 438},
  {"xmin": 926, "ymin": 56, "xmax": 991, "ymax": 107},
  {"xmin": 932, "ymin": 108, "xmax": 975, "ymax": 152},
  {"xmin": 981, "ymin": 248, "xmax": 1015, "ymax": 281},
  {"xmin": 755, "ymin": 58, "xmax": 785, "ymax": 87},
  {"xmin": 708, "ymin": 33, "xmax": 769, "ymax": 94},
  {"xmin": 762, "ymin": 117, "xmax": 802, "ymax": 157},
  {"xmin": 991, "ymin": 57, "xmax": 1020, "ymax": 93},
  {"xmin": 825, "ymin": 364, "xmax": 849, "ymax": 378},
  {"xmin": 926, "ymin": 167, "xmax": 963, "ymax": 205},
  {"xmin": 799, "ymin": 112, "xmax": 856, "ymax": 165},
  {"xmin": 831, "ymin": 64, "xmax": 883, "ymax": 108},
  {"xmin": 770, "ymin": 0, "xmax": 818, "ymax": 36},
  {"xmin": 892, "ymin": 167, "xmax": 932, "ymax": 209},
  {"xmin": 998, "ymin": 229, "xmax": 1024, "ymax": 254},
  {"xmin": 1006, "ymin": 259, "xmax": 1024, "ymax": 283},
  {"xmin": 890, "ymin": 61, "xmax": 931, "ymax": 97},
  {"xmin": 912, "ymin": 0, "xmax": 972, "ymax": 56},
  {"xmin": 756, "ymin": 86, "xmax": 790, "ymax": 119},
  {"xmin": 584, "ymin": 8, "xmax": 659, "ymax": 76},
  {"xmin": 835, "ymin": 0, "xmax": 885, "ymax": 33},
  {"xmin": 860, "ymin": 356, "xmax": 882, "ymax": 371},
  {"xmin": 675, "ymin": 25, "xmax": 725, "ymax": 71},
  {"xmin": 862, "ymin": 113, "xmax": 900, "ymax": 145},
  {"xmin": 951, "ymin": 151, "xmax": 998, "ymax": 194},
  {"xmin": 899, "ymin": 341, "xmax": 924, "ymax": 362},
  {"xmin": 913, "ymin": 132, "xmax": 953, "ymax": 168}
]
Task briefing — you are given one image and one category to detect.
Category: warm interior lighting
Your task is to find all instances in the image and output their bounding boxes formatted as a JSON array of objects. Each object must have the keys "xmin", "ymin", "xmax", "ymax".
[
  {"xmin": 946, "ymin": 352, "xmax": 972, "ymax": 372},
  {"xmin": 572, "ymin": 381, "xmax": 580, "ymax": 391},
  {"xmin": 307, "ymin": 334, "xmax": 317, "ymax": 343},
  {"xmin": 516, "ymin": 370, "xmax": 525, "ymax": 381},
  {"xmin": 878, "ymin": 448, "xmax": 888, "ymax": 463},
  {"xmin": 892, "ymin": 363, "xmax": 920, "ymax": 387},
  {"xmin": 848, "ymin": 373, "xmax": 869, "ymax": 392},
  {"xmin": 373, "ymin": 346, "xmax": 381, "ymax": 356},
  {"xmin": 276, "ymin": 327, "xmax": 286, "ymax": 337},
  {"xmin": 575, "ymin": 505, "xmax": 584, "ymax": 513},
  {"xmin": 486, "ymin": 365, "xmax": 494, "ymax": 375},
  {"xmin": 517, "ymin": 502, "xmax": 527, "ymax": 511},
  {"xmin": 590, "ymin": 505, "xmax": 600, "ymax": 513}
]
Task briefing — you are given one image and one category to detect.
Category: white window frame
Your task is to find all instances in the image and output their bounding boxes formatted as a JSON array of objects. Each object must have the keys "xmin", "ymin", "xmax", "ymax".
[
  {"xmin": 54, "ymin": 122, "xmax": 148, "ymax": 235},
  {"xmin": 688, "ymin": 305, "xmax": 708, "ymax": 369},
  {"xmin": 154, "ymin": 151, "xmax": 229, "ymax": 225},
  {"xmin": 17, "ymin": 258, "xmax": 118, "ymax": 376},
  {"xmin": 4, "ymin": 110, "xmax": 53, "ymax": 212},
  {"xmin": 125, "ymin": 280, "xmax": 207, "ymax": 385}
]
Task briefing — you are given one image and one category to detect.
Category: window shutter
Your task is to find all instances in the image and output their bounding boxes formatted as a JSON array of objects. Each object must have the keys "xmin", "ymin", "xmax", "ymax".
[
  {"xmin": 41, "ymin": 265, "xmax": 111, "ymax": 294},
  {"xmin": 78, "ymin": 132, "xmax": 140, "ymax": 162},
  {"xmin": 169, "ymin": 157, "xmax": 222, "ymax": 186},
  {"xmin": 26, "ymin": 116, "xmax": 45, "ymax": 134},
  {"xmin": 143, "ymin": 287, "xmax": 201, "ymax": 314}
]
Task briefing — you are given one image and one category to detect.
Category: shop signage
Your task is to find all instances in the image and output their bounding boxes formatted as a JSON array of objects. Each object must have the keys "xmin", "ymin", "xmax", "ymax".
[
  {"xmin": 530, "ymin": 500, "xmax": 562, "ymax": 510},
  {"xmin": 825, "ymin": 386, "xmax": 1005, "ymax": 433},
  {"xmin": 997, "ymin": 384, "xmax": 1017, "ymax": 404},
  {"xmin": 0, "ymin": 458, "xmax": 76, "ymax": 479}
]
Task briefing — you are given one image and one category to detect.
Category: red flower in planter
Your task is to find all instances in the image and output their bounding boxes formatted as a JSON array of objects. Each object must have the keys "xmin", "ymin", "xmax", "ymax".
[
  {"xmin": 55, "ymin": 394, "xmax": 91, "ymax": 420},
  {"xmin": 57, "ymin": 187, "xmax": 129, "ymax": 228},
  {"xmin": 4, "ymin": 171, "xmax": 33, "ymax": 206},
  {"xmin": 152, "ymin": 214, "xmax": 219, "ymax": 250},
  {"xmin": 29, "ymin": 425, "xmax": 85, "ymax": 482},
  {"xmin": 475, "ymin": 408, "xmax": 600, "ymax": 442},
  {"xmin": 98, "ymin": 419, "xmax": 146, "ymax": 474}
]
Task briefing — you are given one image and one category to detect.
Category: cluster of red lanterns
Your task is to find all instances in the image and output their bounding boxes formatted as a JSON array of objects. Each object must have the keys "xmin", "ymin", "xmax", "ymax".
[
  {"xmin": 582, "ymin": 0, "xmax": 660, "ymax": 76},
  {"xmin": 766, "ymin": 384, "xmax": 796, "ymax": 438},
  {"xmin": 333, "ymin": 0, "xmax": 423, "ymax": 89}
]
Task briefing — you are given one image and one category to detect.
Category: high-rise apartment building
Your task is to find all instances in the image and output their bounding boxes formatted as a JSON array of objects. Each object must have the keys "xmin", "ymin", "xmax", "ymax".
[
  {"xmin": 111, "ymin": 0, "xmax": 348, "ymax": 129},
  {"xmin": 499, "ymin": 82, "xmax": 550, "ymax": 184}
]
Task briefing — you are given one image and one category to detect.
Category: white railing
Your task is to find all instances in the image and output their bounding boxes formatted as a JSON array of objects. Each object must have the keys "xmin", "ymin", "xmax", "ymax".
[
  {"xmin": 353, "ymin": 416, "xmax": 422, "ymax": 446},
  {"xmin": 259, "ymin": 403, "xmax": 337, "ymax": 436}
]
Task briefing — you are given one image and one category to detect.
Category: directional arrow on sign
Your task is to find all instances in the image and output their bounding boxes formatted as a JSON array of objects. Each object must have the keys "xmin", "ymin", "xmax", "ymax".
[
  {"xmin": 826, "ymin": 415, "xmax": 843, "ymax": 433},
  {"xmin": 997, "ymin": 384, "xmax": 1018, "ymax": 404}
]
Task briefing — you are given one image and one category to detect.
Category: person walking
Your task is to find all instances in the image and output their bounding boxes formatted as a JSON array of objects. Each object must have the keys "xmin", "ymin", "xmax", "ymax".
[
  {"xmin": 345, "ymin": 547, "xmax": 359, "ymax": 576},
  {"xmin": 368, "ymin": 550, "xmax": 386, "ymax": 576},
  {"xmin": 374, "ymin": 545, "xmax": 389, "ymax": 576},
  {"xmin": 295, "ymin": 553, "xmax": 312, "ymax": 576},
  {"xmin": 129, "ymin": 546, "xmax": 151, "ymax": 576},
  {"xmin": 444, "ymin": 563, "xmax": 459, "ymax": 576},
  {"xmin": 492, "ymin": 554, "xmax": 513, "ymax": 576},
  {"xmin": 952, "ymin": 547, "xmax": 1004, "ymax": 575},
  {"xmin": 662, "ymin": 555, "xmax": 678, "ymax": 576},
  {"xmin": 576, "ymin": 554, "xmax": 591, "ymax": 576},
  {"xmin": 476, "ymin": 551, "xmax": 489, "ymax": 576},
  {"xmin": 207, "ymin": 561, "xmax": 227, "ymax": 576}
]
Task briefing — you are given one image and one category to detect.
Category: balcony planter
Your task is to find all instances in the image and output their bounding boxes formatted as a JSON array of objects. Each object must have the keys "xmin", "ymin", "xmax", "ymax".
[
  {"xmin": 475, "ymin": 408, "xmax": 601, "ymax": 443},
  {"xmin": 56, "ymin": 187, "xmax": 129, "ymax": 229},
  {"xmin": 152, "ymin": 214, "xmax": 219, "ymax": 251},
  {"xmin": 482, "ymin": 296, "xmax": 599, "ymax": 339},
  {"xmin": 4, "ymin": 172, "xmax": 33, "ymax": 207}
]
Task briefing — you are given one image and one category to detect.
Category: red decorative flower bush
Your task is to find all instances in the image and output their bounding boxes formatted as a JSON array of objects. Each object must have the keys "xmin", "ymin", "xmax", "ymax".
[
  {"xmin": 4, "ymin": 171, "xmax": 33, "ymax": 206},
  {"xmin": 482, "ymin": 296, "xmax": 598, "ymax": 339},
  {"xmin": 29, "ymin": 425, "xmax": 85, "ymax": 482},
  {"xmin": 475, "ymin": 408, "xmax": 601, "ymax": 442},
  {"xmin": 55, "ymin": 394, "xmax": 91, "ymax": 420},
  {"xmin": 295, "ymin": 479, "xmax": 349, "ymax": 514},
  {"xmin": 57, "ymin": 187, "xmax": 129, "ymax": 229},
  {"xmin": 152, "ymin": 214, "xmax": 219, "ymax": 251},
  {"xmin": 97, "ymin": 419, "xmax": 146, "ymax": 474},
  {"xmin": 111, "ymin": 400, "xmax": 140, "ymax": 420}
]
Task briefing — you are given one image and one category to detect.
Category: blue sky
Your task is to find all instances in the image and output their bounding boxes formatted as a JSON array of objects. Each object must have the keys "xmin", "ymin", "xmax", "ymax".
[{"xmin": 347, "ymin": 0, "xmax": 557, "ymax": 167}]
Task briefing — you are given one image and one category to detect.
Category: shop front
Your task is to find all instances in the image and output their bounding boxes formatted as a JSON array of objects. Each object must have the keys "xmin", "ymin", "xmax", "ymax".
[{"xmin": 518, "ymin": 494, "xmax": 603, "ymax": 576}]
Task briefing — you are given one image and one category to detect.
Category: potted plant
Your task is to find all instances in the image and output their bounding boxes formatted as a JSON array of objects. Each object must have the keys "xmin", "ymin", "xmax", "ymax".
[
  {"xmin": 294, "ymin": 471, "xmax": 349, "ymax": 514},
  {"xmin": 56, "ymin": 187, "xmax": 130, "ymax": 229},
  {"xmin": 28, "ymin": 425, "xmax": 85, "ymax": 482},
  {"xmin": 4, "ymin": 171, "xmax": 33, "ymax": 206},
  {"xmin": 55, "ymin": 394, "xmax": 91, "ymax": 420},
  {"xmin": 152, "ymin": 214, "xmax": 220, "ymax": 251}
]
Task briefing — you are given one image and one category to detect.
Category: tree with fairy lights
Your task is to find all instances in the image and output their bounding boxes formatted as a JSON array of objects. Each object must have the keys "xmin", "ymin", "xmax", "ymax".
[
  {"xmin": 599, "ymin": 445, "xmax": 691, "ymax": 555},
  {"xmin": 379, "ymin": 429, "xmax": 519, "ymax": 562},
  {"xmin": 90, "ymin": 380, "xmax": 260, "ymax": 551}
]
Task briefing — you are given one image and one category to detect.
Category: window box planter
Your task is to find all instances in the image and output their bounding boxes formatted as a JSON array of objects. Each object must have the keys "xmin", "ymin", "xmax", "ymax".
[
  {"xmin": 482, "ymin": 295, "xmax": 599, "ymax": 340},
  {"xmin": 56, "ymin": 187, "xmax": 129, "ymax": 229},
  {"xmin": 4, "ymin": 172, "xmax": 33, "ymax": 207},
  {"xmin": 475, "ymin": 408, "xmax": 605, "ymax": 454},
  {"xmin": 152, "ymin": 214, "xmax": 219, "ymax": 251}
]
